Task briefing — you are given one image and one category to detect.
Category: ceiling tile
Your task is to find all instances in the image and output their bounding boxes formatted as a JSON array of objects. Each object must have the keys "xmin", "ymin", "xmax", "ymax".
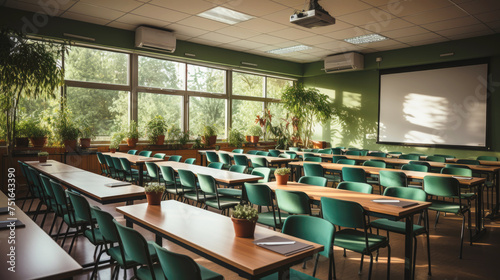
[
  {"xmin": 227, "ymin": 39, "xmax": 267, "ymax": 50},
  {"xmin": 316, "ymin": 40, "xmax": 354, "ymax": 51},
  {"xmin": 106, "ymin": 21, "xmax": 137, "ymax": 31},
  {"xmin": 363, "ymin": 18, "xmax": 414, "ymax": 33},
  {"xmin": 455, "ymin": 0, "xmax": 500, "ymax": 15},
  {"xmin": 376, "ymin": 0, "xmax": 453, "ymax": 17},
  {"xmin": 247, "ymin": 34, "xmax": 288, "ymax": 45},
  {"xmin": 474, "ymin": 9, "xmax": 500, "ymax": 23},
  {"xmin": 7, "ymin": 0, "xmax": 78, "ymax": 16},
  {"xmin": 267, "ymin": 27, "xmax": 314, "ymax": 40},
  {"xmin": 116, "ymin": 13, "xmax": 170, "ymax": 27},
  {"xmin": 261, "ymin": 7, "xmax": 297, "ymax": 24},
  {"xmin": 177, "ymin": 16, "xmax": 229, "ymax": 31},
  {"xmin": 196, "ymin": 32, "xmax": 239, "ymax": 44},
  {"xmin": 80, "ymin": 0, "xmax": 143, "ymax": 13},
  {"xmin": 408, "ymin": 37, "xmax": 449, "ymax": 46},
  {"xmin": 324, "ymin": 27, "xmax": 370, "ymax": 40},
  {"xmin": 270, "ymin": 0, "xmax": 306, "ymax": 9},
  {"xmin": 421, "ymin": 16, "xmax": 482, "ymax": 32},
  {"xmin": 149, "ymin": 0, "xmax": 215, "ymax": 14},
  {"xmin": 61, "ymin": 11, "xmax": 111, "ymax": 25},
  {"xmin": 236, "ymin": 18, "xmax": 288, "ymax": 33},
  {"xmin": 321, "ymin": 0, "xmax": 372, "ymax": 17},
  {"xmin": 295, "ymin": 35, "xmax": 335, "ymax": 45},
  {"xmin": 445, "ymin": 29, "xmax": 494, "ymax": 40},
  {"xmin": 131, "ymin": 4, "xmax": 190, "ymax": 23},
  {"xmin": 223, "ymin": 0, "xmax": 287, "ymax": 17},
  {"xmin": 165, "ymin": 23, "xmax": 209, "ymax": 38},
  {"xmin": 188, "ymin": 36, "xmax": 223, "ymax": 46},
  {"xmin": 66, "ymin": 2, "xmax": 125, "ymax": 20},
  {"xmin": 306, "ymin": 20, "xmax": 356, "ymax": 35},
  {"xmin": 380, "ymin": 26, "xmax": 429, "ymax": 38},
  {"xmin": 215, "ymin": 26, "xmax": 260, "ymax": 39},
  {"xmin": 403, "ymin": 6, "xmax": 468, "ymax": 25},
  {"xmin": 436, "ymin": 23, "xmax": 493, "ymax": 37},
  {"xmin": 397, "ymin": 32, "xmax": 445, "ymax": 44}
]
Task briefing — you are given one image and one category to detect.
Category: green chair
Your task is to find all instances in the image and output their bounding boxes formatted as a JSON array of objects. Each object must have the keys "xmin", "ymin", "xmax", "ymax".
[
  {"xmin": 399, "ymin": 154, "xmax": 420, "ymax": 160},
  {"xmin": 369, "ymin": 152, "xmax": 387, "ymax": 158},
  {"xmin": 247, "ymin": 150, "xmax": 260, "ymax": 154},
  {"xmin": 337, "ymin": 181, "xmax": 372, "ymax": 194},
  {"xmin": 112, "ymin": 157, "xmax": 126, "ymax": 180},
  {"xmin": 332, "ymin": 155, "xmax": 346, "ymax": 163},
  {"xmin": 423, "ymin": 176, "xmax": 472, "ymax": 259},
  {"xmin": 250, "ymin": 157, "xmax": 267, "ymax": 168},
  {"xmin": 232, "ymin": 149, "xmax": 243, "ymax": 154},
  {"xmin": 303, "ymin": 149, "xmax": 314, "ymax": 152},
  {"xmin": 184, "ymin": 158, "xmax": 196, "ymax": 164},
  {"xmin": 127, "ymin": 150, "xmax": 138, "ymax": 155},
  {"xmin": 119, "ymin": 158, "xmax": 140, "ymax": 184},
  {"xmin": 318, "ymin": 148, "xmax": 332, "ymax": 154},
  {"xmin": 341, "ymin": 167, "xmax": 367, "ymax": 183},
  {"xmin": 388, "ymin": 151, "xmax": 402, "ymax": 155},
  {"xmin": 251, "ymin": 167, "xmax": 272, "ymax": 183},
  {"xmin": 408, "ymin": 153, "xmax": 426, "ymax": 158},
  {"xmin": 244, "ymin": 183, "xmax": 286, "ymax": 230},
  {"xmin": 477, "ymin": 155, "xmax": 498, "ymax": 161},
  {"xmin": 346, "ymin": 150, "xmax": 361, "ymax": 156},
  {"xmin": 321, "ymin": 197, "xmax": 391, "ymax": 280},
  {"xmin": 256, "ymin": 151, "xmax": 270, "ymax": 156},
  {"xmin": 268, "ymin": 149, "xmax": 283, "ymax": 156},
  {"xmin": 401, "ymin": 163, "xmax": 428, "ymax": 172},
  {"xmin": 205, "ymin": 151, "xmax": 219, "ymax": 164},
  {"xmin": 379, "ymin": 170, "xmax": 407, "ymax": 189},
  {"xmin": 91, "ymin": 206, "xmax": 158, "ymax": 280},
  {"xmin": 113, "ymin": 220, "xmax": 164, "ymax": 280},
  {"xmin": 218, "ymin": 153, "xmax": 232, "ymax": 169},
  {"xmin": 303, "ymin": 163, "xmax": 338, "ymax": 186},
  {"xmin": 17, "ymin": 161, "xmax": 38, "ymax": 211},
  {"xmin": 138, "ymin": 150, "xmax": 152, "ymax": 157},
  {"xmin": 331, "ymin": 148, "xmax": 342, "ymax": 155},
  {"xmin": 153, "ymin": 153, "xmax": 166, "ymax": 159},
  {"xmin": 284, "ymin": 151, "xmax": 298, "ymax": 159},
  {"xmin": 304, "ymin": 155, "xmax": 322, "ymax": 162},
  {"xmin": 363, "ymin": 161, "xmax": 386, "ymax": 187},
  {"xmin": 409, "ymin": 161, "xmax": 431, "ymax": 173},
  {"xmin": 426, "ymin": 156, "xmax": 446, "ymax": 163},
  {"xmin": 233, "ymin": 154, "xmax": 252, "ymax": 173},
  {"xmin": 96, "ymin": 152, "xmax": 109, "ymax": 176},
  {"xmin": 159, "ymin": 165, "xmax": 182, "ymax": 200},
  {"xmin": 275, "ymin": 189, "xmax": 311, "ymax": 216},
  {"xmin": 178, "ymin": 169, "xmax": 210, "ymax": 207},
  {"xmin": 298, "ymin": 176, "xmax": 328, "ymax": 187},
  {"xmin": 289, "ymin": 147, "xmax": 300, "ymax": 152},
  {"xmin": 26, "ymin": 167, "xmax": 49, "ymax": 222},
  {"xmin": 207, "ymin": 162, "xmax": 224, "ymax": 169},
  {"xmin": 229, "ymin": 165, "xmax": 247, "ymax": 173},
  {"xmin": 39, "ymin": 174, "xmax": 59, "ymax": 236},
  {"xmin": 145, "ymin": 162, "xmax": 163, "ymax": 184},
  {"xmin": 198, "ymin": 174, "xmax": 240, "ymax": 216},
  {"xmin": 440, "ymin": 167, "xmax": 476, "ymax": 206},
  {"xmin": 168, "ymin": 155, "xmax": 182, "ymax": 162},
  {"xmin": 104, "ymin": 155, "xmax": 117, "ymax": 179},
  {"xmin": 47, "ymin": 179, "xmax": 73, "ymax": 242},
  {"xmin": 434, "ymin": 154, "xmax": 455, "ymax": 159},
  {"xmin": 370, "ymin": 187, "xmax": 430, "ymax": 277},
  {"xmin": 337, "ymin": 159, "xmax": 356, "ymax": 165},
  {"xmin": 153, "ymin": 243, "xmax": 223, "ymax": 280},
  {"xmin": 456, "ymin": 159, "xmax": 480, "ymax": 165}
]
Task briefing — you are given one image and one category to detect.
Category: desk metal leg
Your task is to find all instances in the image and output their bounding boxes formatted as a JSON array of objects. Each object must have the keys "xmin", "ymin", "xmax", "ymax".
[
  {"xmin": 155, "ymin": 234, "xmax": 162, "ymax": 246},
  {"xmin": 486, "ymin": 169, "xmax": 499, "ymax": 219},
  {"xmin": 404, "ymin": 215, "xmax": 414, "ymax": 280},
  {"xmin": 138, "ymin": 164, "xmax": 144, "ymax": 186}
]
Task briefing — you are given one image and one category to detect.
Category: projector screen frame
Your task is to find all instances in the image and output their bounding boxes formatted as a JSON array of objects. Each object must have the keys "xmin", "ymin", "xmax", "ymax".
[{"xmin": 376, "ymin": 58, "xmax": 491, "ymax": 150}]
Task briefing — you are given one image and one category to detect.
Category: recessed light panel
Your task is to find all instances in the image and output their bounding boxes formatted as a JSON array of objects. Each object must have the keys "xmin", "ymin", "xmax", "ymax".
[
  {"xmin": 198, "ymin": 7, "xmax": 254, "ymax": 25},
  {"xmin": 266, "ymin": 45, "xmax": 312, "ymax": 55},
  {"xmin": 344, "ymin": 34, "xmax": 387, "ymax": 44}
]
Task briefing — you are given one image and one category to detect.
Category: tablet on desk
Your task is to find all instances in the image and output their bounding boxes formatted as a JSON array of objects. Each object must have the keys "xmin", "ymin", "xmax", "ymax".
[{"xmin": 105, "ymin": 182, "xmax": 132, "ymax": 187}]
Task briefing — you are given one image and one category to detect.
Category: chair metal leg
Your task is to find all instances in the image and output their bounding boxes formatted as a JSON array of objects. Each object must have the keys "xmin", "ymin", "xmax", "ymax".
[
  {"xmin": 459, "ymin": 215, "xmax": 465, "ymax": 259},
  {"xmin": 48, "ymin": 215, "xmax": 58, "ymax": 237},
  {"xmin": 312, "ymin": 254, "xmax": 320, "ymax": 277},
  {"xmin": 68, "ymin": 226, "xmax": 80, "ymax": 254},
  {"xmin": 426, "ymin": 232, "xmax": 432, "ymax": 276},
  {"xmin": 359, "ymin": 253, "xmax": 364, "ymax": 274},
  {"xmin": 412, "ymin": 237, "xmax": 417, "ymax": 280},
  {"xmin": 434, "ymin": 211, "xmax": 440, "ymax": 229},
  {"xmin": 367, "ymin": 254, "xmax": 373, "ymax": 280},
  {"xmin": 386, "ymin": 245, "xmax": 391, "ymax": 280},
  {"xmin": 61, "ymin": 226, "xmax": 70, "ymax": 247}
]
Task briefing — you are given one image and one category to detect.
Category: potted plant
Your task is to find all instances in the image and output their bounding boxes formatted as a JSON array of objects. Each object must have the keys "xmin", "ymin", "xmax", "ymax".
[
  {"xmin": 231, "ymin": 204, "xmax": 258, "ymax": 238},
  {"xmin": 14, "ymin": 119, "xmax": 30, "ymax": 147},
  {"xmin": 55, "ymin": 110, "xmax": 80, "ymax": 152},
  {"xmin": 125, "ymin": 120, "xmax": 140, "ymax": 148},
  {"xmin": 25, "ymin": 118, "xmax": 49, "ymax": 148},
  {"xmin": 246, "ymin": 125, "xmax": 262, "ymax": 144},
  {"xmin": 38, "ymin": 151, "xmax": 49, "ymax": 163},
  {"xmin": 274, "ymin": 167, "xmax": 291, "ymax": 185},
  {"xmin": 228, "ymin": 128, "xmax": 245, "ymax": 148},
  {"xmin": 109, "ymin": 132, "xmax": 124, "ymax": 153},
  {"xmin": 146, "ymin": 115, "xmax": 167, "ymax": 145},
  {"xmin": 144, "ymin": 182, "xmax": 165, "ymax": 205},
  {"xmin": 202, "ymin": 125, "xmax": 217, "ymax": 147},
  {"xmin": 178, "ymin": 130, "xmax": 191, "ymax": 149},
  {"xmin": 79, "ymin": 122, "xmax": 95, "ymax": 149}
]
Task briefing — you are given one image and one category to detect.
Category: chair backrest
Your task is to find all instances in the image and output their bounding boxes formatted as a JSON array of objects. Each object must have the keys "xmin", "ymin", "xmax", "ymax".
[
  {"xmin": 127, "ymin": 150, "xmax": 137, "ymax": 155},
  {"xmin": 434, "ymin": 154, "xmax": 455, "ymax": 159},
  {"xmin": 66, "ymin": 191, "xmax": 93, "ymax": 223},
  {"xmin": 303, "ymin": 156, "xmax": 322, "ymax": 162},
  {"xmin": 332, "ymin": 155, "xmax": 346, "ymax": 163},
  {"xmin": 363, "ymin": 160, "xmax": 386, "ymax": 168},
  {"xmin": 113, "ymin": 220, "xmax": 154, "ymax": 266},
  {"xmin": 39, "ymin": 173, "xmax": 55, "ymax": 199},
  {"xmin": 256, "ymin": 151, "xmax": 269, "ymax": 156},
  {"xmin": 441, "ymin": 167, "xmax": 472, "ymax": 177},
  {"xmin": 359, "ymin": 150, "xmax": 368, "ymax": 156},
  {"xmin": 426, "ymin": 155, "xmax": 446, "ymax": 163},
  {"xmin": 91, "ymin": 206, "xmax": 120, "ymax": 243},
  {"xmin": 233, "ymin": 154, "xmax": 249, "ymax": 166},
  {"xmin": 145, "ymin": 162, "xmax": 160, "ymax": 180},
  {"xmin": 251, "ymin": 167, "xmax": 271, "ymax": 183},
  {"xmin": 104, "ymin": 154, "xmax": 115, "ymax": 169},
  {"xmin": 298, "ymin": 176, "xmax": 328, "ymax": 187},
  {"xmin": 401, "ymin": 163, "xmax": 428, "ymax": 172},
  {"xmin": 250, "ymin": 157, "xmax": 267, "ymax": 168},
  {"xmin": 317, "ymin": 148, "xmax": 332, "ymax": 154},
  {"xmin": 138, "ymin": 150, "xmax": 152, "ymax": 157},
  {"xmin": 281, "ymin": 215, "xmax": 334, "ymax": 259},
  {"xmin": 244, "ymin": 183, "xmax": 274, "ymax": 207},
  {"xmin": 321, "ymin": 197, "xmax": 366, "ymax": 229},
  {"xmin": 331, "ymin": 148, "xmax": 342, "ymax": 155},
  {"xmin": 153, "ymin": 243, "xmax": 204, "ymax": 280},
  {"xmin": 409, "ymin": 161, "xmax": 431, "ymax": 170},
  {"xmin": 205, "ymin": 151, "xmax": 219, "ymax": 163},
  {"xmin": 408, "ymin": 153, "xmax": 426, "ymax": 157},
  {"xmin": 219, "ymin": 153, "xmax": 232, "ymax": 165},
  {"xmin": 96, "ymin": 152, "xmax": 106, "ymax": 164},
  {"xmin": 456, "ymin": 159, "xmax": 480, "ymax": 165},
  {"xmin": 289, "ymin": 147, "xmax": 300, "ymax": 152},
  {"xmin": 275, "ymin": 189, "xmax": 311, "ymax": 215},
  {"xmin": 167, "ymin": 155, "xmax": 182, "ymax": 162},
  {"xmin": 388, "ymin": 151, "xmax": 402, "ymax": 155},
  {"xmin": 477, "ymin": 155, "xmax": 498, "ymax": 161},
  {"xmin": 424, "ymin": 176, "xmax": 460, "ymax": 197},
  {"xmin": 247, "ymin": 150, "xmax": 259, "ymax": 154},
  {"xmin": 268, "ymin": 149, "xmax": 281, "ymax": 157},
  {"xmin": 337, "ymin": 159, "xmax": 356, "ymax": 165},
  {"xmin": 302, "ymin": 149, "xmax": 314, "ymax": 153},
  {"xmin": 399, "ymin": 154, "xmax": 420, "ymax": 160},
  {"xmin": 345, "ymin": 150, "xmax": 361, "ymax": 156},
  {"xmin": 118, "ymin": 158, "xmax": 131, "ymax": 172},
  {"xmin": 229, "ymin": 165, "xmax": 247, "ymax": 173},
  {"xmin": 383, "ymin": 186, "xmax": 427, "ymax": 201},
  {"xmin": 160, "ymin": 165, "xmax": 176, "ymax": 183},
  {"xmin": 184, "ymin": 158, "xmax": 196, "ymax": 164},
  {"xmin": 153, "ymin": 153, "xmax": 166, "ymax": 159},
  {"xmin": 207, "ymin": 162, "xmax": 224, "ymax": 169},
  {"xmin": 341, "ymin": 167, "xmax": 367, "ymax": 183},
  {"xmin": 303, "ymin": 163, "xmax": 323, "ymax": 177},
  {"xmin": 178, "ymin": 169, "xmax": 197, "ymax": 190},
  {"xmin": 232, "ymin": 149, "xmax": 243, "ymax": 154},
  {"xmin": 379, "ymin": 170, "xmax": 407, "ymax": 188},
  {"xmin": 197, "ymin": 174, "xmax": 217, "ymax": 195},
  {"xmin": 369, "ymin": 152, "xmax": 387, "ymax": 158},
  {"xmin": 337, "ymin": 181, "xmax": 372, "ymax": 193}
]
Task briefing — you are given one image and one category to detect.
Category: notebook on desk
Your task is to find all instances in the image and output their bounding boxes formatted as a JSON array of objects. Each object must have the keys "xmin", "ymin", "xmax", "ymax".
[
  {"xmin": 452, "ymin": 176, "xmax": 473, "ymax": 180},
  {"xmin": 372, "ymin": 199, "xmax": 419, "ymax": 208},
  {"xmin": 253, "ymin": 236, "xmax": 313, "ymax": 256},
  {"xmin": 105, "ymin": 182, "xmax": 132, "ymax": 187}
]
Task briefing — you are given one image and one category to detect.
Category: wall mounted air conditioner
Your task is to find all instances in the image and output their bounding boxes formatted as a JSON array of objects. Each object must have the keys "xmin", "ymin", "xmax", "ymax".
[
  {"xmin": 135, "ymin": 26, "xmax": 176, "ymax": 53},
  {"xmin": 324, "ymin": 52, "xmax": 364, "ymax": 73}
]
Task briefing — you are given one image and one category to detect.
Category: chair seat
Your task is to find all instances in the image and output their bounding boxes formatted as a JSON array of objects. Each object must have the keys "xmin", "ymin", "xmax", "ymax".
[
  {"xmin": 205, "ymin": 197, "xmax": 240, "ymax": 209},
  {"xmin": 198, "ymin": 263, "xmax": 224, "ymax": 280},
  {"xmin": 453, "ymin": 193, "xmax": 476, "ymax": 200},
  {"xmin": 217, "ymin": 188, "xmax": 242, "ymax": 197},
  {"xmin": 428, "ymin": 200, "xmax": 464, "ymax": 214},
  {"xmin": 334, "ymin": 229, "xmax": 388, "ymax": 253},
  {"xmin": 257, "ymin": 212, "xmax": 288, "ymax": 229},
  {"xmin": 84, "ymin": 228, "xmax": 109, "ymax": 245},
  {"xmin": 136, "ymin": 263, "xmax": 165, "ymax": 280},
  {"xmin": 108, "ymin": 246, "xmax": 138, "ymax": 267},
  {"xmin": 370, "ymin": 219, "xmax": 426, "ymax": 235},
  {"xmin": 63, "ymin": 213, "xmax": 89, "ymax": 227},
  {"xmin": 184, "ymin": 192, "xmax": 215, "ymax": 202},
  {"xmin": 259, "ymin": 268, "xmax": 319, "ymax": 280}
]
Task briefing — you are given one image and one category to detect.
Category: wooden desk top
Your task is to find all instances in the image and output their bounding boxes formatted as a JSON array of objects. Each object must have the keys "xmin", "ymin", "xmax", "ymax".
[
  {"xmin": 103, "ymin": 152, "xmax": 166, "ymax": 164},
  {"xmin": 201, "ymin": 150, "xmax": 296, "ymax": 164},
  {"xmin": 155, "ymin": 161, "xmax": 262, "ymax": 185},
  {"xmin": 25, "ymin": 161, "xmax": 145, "ymax": 204},
  {"xmin": 289, "ymin": 161, "xmax": 486, "ymax": 186},
  {"xmin": 0, "ymin": 192, "xmax": 82, "ymax": 279},
  {"xmin": 263, "ymin": 181, "xmax": 431, "ymax": 218},
  {"xmin": 116, "ymin": 200, "xmax": 323, "ymax": 277},
  {"xmin": 24, "ymin": 160, "xmax": 84, "ymax": 174}
]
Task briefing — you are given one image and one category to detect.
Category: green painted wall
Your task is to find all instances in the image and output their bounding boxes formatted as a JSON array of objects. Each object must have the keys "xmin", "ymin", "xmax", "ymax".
[{"xmin": 303, "ymin": 33, "xmax": 500, "ymax": 159}]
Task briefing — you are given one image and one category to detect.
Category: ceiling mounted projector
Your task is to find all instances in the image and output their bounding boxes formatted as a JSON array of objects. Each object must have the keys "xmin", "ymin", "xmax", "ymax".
[{"xmin": 290, "ymin": 0, "xmax": 335, "ymax": 28}]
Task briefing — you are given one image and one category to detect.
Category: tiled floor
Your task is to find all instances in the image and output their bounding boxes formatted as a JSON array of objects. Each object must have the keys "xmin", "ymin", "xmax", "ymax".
[{"xmin": 24, "ymin": 195, "xmax": 500, "ymax": 280}]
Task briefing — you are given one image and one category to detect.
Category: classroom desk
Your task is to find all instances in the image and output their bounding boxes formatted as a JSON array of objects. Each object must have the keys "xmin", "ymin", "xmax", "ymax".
[
  {"xmin": 261, "ymin": 181, "xmax": 430, "ymax": 280},
  {"xmin": 199, "ymin": 150, "xmax": 296, "ymax": 167},
  {"xmin": 116, "ymin": 200, "xmax": 323, "ymax": 279},
  {"xmin": 103, "ymin": 152, "xmax": 166, "ymax": 185},
  {"xmin": 0, "ymin": 191, "xmax": 82, "ymax": 279}
]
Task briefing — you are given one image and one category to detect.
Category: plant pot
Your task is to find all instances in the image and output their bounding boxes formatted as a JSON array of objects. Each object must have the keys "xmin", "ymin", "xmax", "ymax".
[
  {"xmin": 0, "ymin": 140, "xmax": 5, "ymax": 146},
  {"xmin": 80, "ymin": 138, "xmax": 91, "ymax": 148},
  {"xmin": 231, "ymin": 217, "xmax": 257, "ymax": 238},
  {"xmin": 156, "ymin": 135, "xmax": 165, "ymax": 145},
  {"xmin": 15, "ymin": 137, "xmax": 29, "ymax": 147},
  {"xmin": 64, "ymin": 139, "xmax": 77, "ymax": 152},
  {"xmin": 38, "ymin": 156, "xmax": 48, "ymax": 163},
  {"xmin": 30, "ymin": 137, "xmax": 47, "ymax": 148},
  {"xmin": 146, "ymin": 192, "xmax": 162, "ymax": 205},
  {"xmin": 127, "ymin": 138, "xmax": 138, "ymax": 148},
  {"xmin": 202, "ymin": 135, "xmax": 217, "ymax": 146},
  {"xmin": 249, "ymin": 136, "xmax": 260, "ymax": 143},
  {"xmin": 245, "ymin": 135, "xmax": 251, "ymax": 142},
  {"xmin": 275, "ymin": 174, "xmax": 289, "ymax": 185},
  {"xmin": 312, "ymin": 141, "xmax": 326, "ymax": 149},
  {"xmin": 110, "ymin": 148, "xmax": 117, "ymax": 153}
]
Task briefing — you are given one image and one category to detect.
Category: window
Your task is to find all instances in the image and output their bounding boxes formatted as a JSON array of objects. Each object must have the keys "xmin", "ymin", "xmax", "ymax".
[
  {"xmin": 138, "ymin": 92, "xmax": 183, "ymax": 133},
  {"xmin": 268, "ymin": 102, "xmax": 288, "ymax": 127},
  {"xmin": 187, "ymin": 65, "xmax": 225, "ymax": 94},
  {"xmin": 189, "ymin": 97, "xmax": 226, "ymax": 137},
  {"xmin": 232, "ymin": 72, "xmax": 264, "ymax": 97},
  {"xmin": 138, "ymin": 56, "xmax": 185, "ymax": 90},
  {"xmin": 267, "ymin": 77, "xmax": 292, "ymax": 99},
  {"xmin": 231, "ymin": 100, "xmax": 263, "ymax": 132}
]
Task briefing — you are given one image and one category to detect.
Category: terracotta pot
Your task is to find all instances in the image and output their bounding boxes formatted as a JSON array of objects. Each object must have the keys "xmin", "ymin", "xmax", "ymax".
[
  {"xmin": 312, "ymin": 141, "xmax": 326, "ymax": 149},
  {"xmin": 202, "ymin": 135, "xmax": 217, "ymax": 146},
  {"xmin": 231, "ymin": 217, "xmax": 257, "ymax": 238},
  {"xmin": 38, "ymin": 156, "xmax": 48, "ymax": 163},
  {"xmin": 15, "ymin": 137, "xmax": 29, "ymax": 147},
  {"xmin": 275, "ymin": 174, "xmax": 289, "ymax": 185},
  {"xmin": 80, "ymin": 138, "xmax": 91, "ymax": 148},
  {"xmin": 146, "ymin": 192, "xmax": 162, "ymax": 205},
  {"xmin": 30, "ymin": 137, "xmax": 47, "ymax": 148},
  {"xmin": 127, "ymin": 138, "xmax": 138, "ymax": 148},
  {"xmin": 249, "ymin": 136, "xmax": 260, "ymax": 143},
  {"xmin": 156, "ymin": 135, "xmax": 165, "ymax": 145},
  {"xmin": 245, "ymin": 135, "xmax": 251, "ymax": 142},
  {"xmin": 64, "ymin": 139, "xmax": 77, "ymax": 152},
  {"xmin": 110, "ymin": 148, "xmax": 117, "ymax": 153}
]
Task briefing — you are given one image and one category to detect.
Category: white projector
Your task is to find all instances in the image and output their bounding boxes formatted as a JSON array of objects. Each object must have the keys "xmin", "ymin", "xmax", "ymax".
[{"xmin": 290, "ymin": 9, "xmax": 335, "ymax": 28}]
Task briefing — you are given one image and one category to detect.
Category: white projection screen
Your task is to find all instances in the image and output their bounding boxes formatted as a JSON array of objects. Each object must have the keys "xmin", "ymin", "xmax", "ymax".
[{"xmin": 378, "ymin": 60, "xmax": 489, "ymax": 148}]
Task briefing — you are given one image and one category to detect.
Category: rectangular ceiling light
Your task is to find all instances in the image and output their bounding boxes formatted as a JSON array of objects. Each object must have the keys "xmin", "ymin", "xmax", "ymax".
[
  {"xmin": 344, "ymin": 34, "xmax": 387, "ymax": 44},
  {"xmin": 198, "ymin": 7, "xmax": 254, "ymax": 25},
  {"xmin": 266, "ymin": 45, "xmax": 312, "ymax": 54}
]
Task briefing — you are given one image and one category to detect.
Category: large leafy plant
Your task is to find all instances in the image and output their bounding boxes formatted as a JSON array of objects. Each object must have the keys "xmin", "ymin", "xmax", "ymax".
[{"xmin": 146, "ymin": 115, "xmax": 167, "ymax": 144}]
